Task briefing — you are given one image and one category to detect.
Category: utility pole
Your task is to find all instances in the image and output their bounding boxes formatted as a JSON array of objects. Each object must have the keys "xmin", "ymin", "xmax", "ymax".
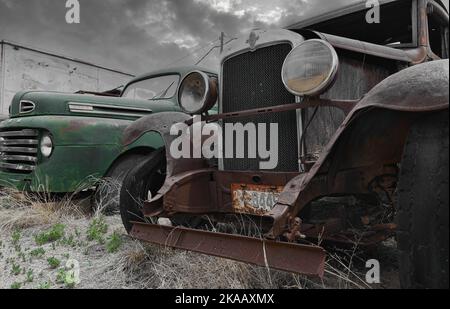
[{"xmin": 219, "ymin": 32, "xmax": 225, "ymax": 54}]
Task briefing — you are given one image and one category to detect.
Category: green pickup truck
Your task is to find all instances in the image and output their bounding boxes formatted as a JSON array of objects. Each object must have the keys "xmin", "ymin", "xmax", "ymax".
[{"xmin": 0, "ymin": 66, "xmax": 216, "ymax": 208}]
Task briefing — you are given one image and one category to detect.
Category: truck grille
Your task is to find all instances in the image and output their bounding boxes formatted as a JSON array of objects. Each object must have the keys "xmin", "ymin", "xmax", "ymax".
[
  {"xmin": 221, "ymin": 43, "xmax": 298, "ymax": 172},
  {"xmin": 0, "ymin": 129, "xmax": 39, "ymax": 174}
]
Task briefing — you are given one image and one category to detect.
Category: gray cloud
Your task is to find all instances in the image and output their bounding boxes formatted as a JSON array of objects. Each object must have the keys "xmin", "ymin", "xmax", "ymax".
[{"xmin": 0, "ymin": 0, "xmax": 272, "ymax": 74}]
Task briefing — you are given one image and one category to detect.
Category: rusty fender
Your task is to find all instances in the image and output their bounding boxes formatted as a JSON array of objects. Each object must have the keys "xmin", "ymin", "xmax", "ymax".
[
  {"xmin": 122, "ymin": 111, "xmax": 210, "ymax": 177},
  {"xmin": 268, "ymin": 59, "xmax": 449, "ymax": 238},
  {"xmin": 122, "ymin": 111, "xmax": 214, "ymax": 216}
]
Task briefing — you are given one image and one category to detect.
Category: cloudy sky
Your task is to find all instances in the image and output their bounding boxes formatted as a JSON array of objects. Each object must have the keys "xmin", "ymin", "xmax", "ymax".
[{"xmin": 0, "ymin": 0, "xmax": 448, "ymax": 75}]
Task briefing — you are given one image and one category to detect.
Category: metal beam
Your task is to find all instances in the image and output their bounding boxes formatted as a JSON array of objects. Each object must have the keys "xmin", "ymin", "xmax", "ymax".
[{"xmin": 131, "ymin": 222, "xmax": 326, "ymax": 277}]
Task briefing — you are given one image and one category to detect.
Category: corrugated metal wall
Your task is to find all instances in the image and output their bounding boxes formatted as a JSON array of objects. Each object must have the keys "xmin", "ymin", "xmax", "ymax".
[{"xmin": 0, "ymin": 41, "xmax": 133, "ymax": 115}]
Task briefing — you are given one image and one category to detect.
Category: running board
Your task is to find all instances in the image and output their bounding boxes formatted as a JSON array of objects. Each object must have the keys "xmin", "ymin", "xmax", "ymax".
[{"xmin": 131, "ymin": 222, "xmax": 326, "ymax": 277}]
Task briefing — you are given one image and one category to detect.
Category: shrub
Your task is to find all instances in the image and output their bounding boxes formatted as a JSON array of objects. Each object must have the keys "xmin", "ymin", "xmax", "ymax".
[
  {"xmin": 106, "ymin": 231, "xmax": 123, "ymax": 253},
  {"xmin": 87, "ymin": 217, "xmax": 108, "ymax": 244},
  {"xmin": 47, "ymin": 257, "xmax": 61, "ymax": 269},
  {"xmin": 30, "ymin": 247, "xmax": 46, "ymax": 258},
  {"xmin": 35, "ymin": 224, "xmax": 65, "ymax": 245}
]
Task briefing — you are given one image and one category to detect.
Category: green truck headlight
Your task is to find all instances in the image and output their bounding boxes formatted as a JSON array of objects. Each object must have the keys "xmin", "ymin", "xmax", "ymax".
[
  {"xmin": 40, "ymin": 134, "xmax": 54, "ymax": 158},
  {"xmin": 178, "ymin": 71, "xmax": 218, "ymax": 115}
]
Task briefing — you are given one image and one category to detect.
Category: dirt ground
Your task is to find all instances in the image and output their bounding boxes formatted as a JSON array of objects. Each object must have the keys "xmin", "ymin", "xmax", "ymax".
[{"xmin": 0, "ymin": 190, "xmax": 400, "ymax": 289}]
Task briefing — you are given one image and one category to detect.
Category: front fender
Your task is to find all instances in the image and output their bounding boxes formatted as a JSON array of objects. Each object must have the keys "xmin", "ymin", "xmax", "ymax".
[
  {"xmin": 269, "ymin": 60, "xmax": 449, "ymax": 236},
  {"xmin": 123, "ymin": 112, "xmax": 208, "ymax": 176},
  {"xmin": 309, "ymin": 59, "xmax": 449, "ymax": 179},
  {"xmin": 355, "ymin": 59, "xmax": 449, "ymax": 112}
]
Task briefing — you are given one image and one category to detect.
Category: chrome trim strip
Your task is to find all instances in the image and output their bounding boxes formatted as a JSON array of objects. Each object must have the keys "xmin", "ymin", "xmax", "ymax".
[
  {"xmin": 68, "ymin": 102, "xmax": 153, "ymax": 117},
  {"xmin": 0, "ymin": 155, "xmax": 37, "ymax": 163},
  {"xmin": 0, "ymin": 139, "xmax": 38, "ymax": 146},
  {"xmin": 0, "ymin": 129, "xmax": 39, "ymax": 137},
  {"xmin": 69, "ymin": 110, "xmax": 151, "ymax": 118},
  {"xmin": 0, "ymin": 146, "xmax": 38, "ymax": 154},
  {"xmin": 0, "ymin": 162, "xmax": 35, "ymax": 172}
]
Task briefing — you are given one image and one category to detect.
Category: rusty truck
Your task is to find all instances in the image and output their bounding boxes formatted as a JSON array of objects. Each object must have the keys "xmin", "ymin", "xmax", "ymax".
[{"xmin": 119, "ymin": 0, "xmax": 449, "ymax": 289}]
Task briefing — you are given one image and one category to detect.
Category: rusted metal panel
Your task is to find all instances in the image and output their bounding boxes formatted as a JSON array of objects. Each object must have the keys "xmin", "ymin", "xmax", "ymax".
[
  {"xmin": 303, "ymin": 50, "xmax": 397, "ymax": 159},
  {"xmin": 0, "ymin": 41, "xmax": 133, "ymax": 115},
  {"xmin": 131, "ymin": 222, "xmax": 326, "ymax": 277}
]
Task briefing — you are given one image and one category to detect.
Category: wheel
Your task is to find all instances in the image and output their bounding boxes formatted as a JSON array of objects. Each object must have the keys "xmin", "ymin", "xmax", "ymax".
[
  {"xmin": 396, "ymin": 111, "xmax": 449, "ymax": 289},
  {"xmin": 93, "ymin": 153, "xmax": 149, "ymax": 214},
  {"xmin": 119, "ymin": 149, "xmax": 166, "ymax": 233}
]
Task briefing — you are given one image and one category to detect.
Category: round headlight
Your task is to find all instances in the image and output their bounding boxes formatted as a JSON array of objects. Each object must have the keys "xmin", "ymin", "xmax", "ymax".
[
  {"xmin": 282, "ymin": 39, "xmax": 339, "ymax": 96},
  {"xmin": 178, "ymin": 71, "xmax": 218, "ymax": 114},
  {"xmin": 40, "ymin": 134, "xmax": 53, "ymax": 158}
]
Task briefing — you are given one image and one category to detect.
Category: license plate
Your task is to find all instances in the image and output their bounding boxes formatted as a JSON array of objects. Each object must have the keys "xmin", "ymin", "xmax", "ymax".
[{"xmin": 231, "ymin": 184, "xmax": 284, "ymax": 215}]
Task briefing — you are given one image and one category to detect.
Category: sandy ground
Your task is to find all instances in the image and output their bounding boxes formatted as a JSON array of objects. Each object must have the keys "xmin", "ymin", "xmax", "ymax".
[{"xmin": 0, "ymin": 190, "xmax": 400, "ymax": 289}]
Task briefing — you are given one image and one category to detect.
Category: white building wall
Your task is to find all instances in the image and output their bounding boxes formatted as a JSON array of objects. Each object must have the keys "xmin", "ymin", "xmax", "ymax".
[{"xmin": 0, "ymin": 41, "xmax": 133, "ymax": 115}]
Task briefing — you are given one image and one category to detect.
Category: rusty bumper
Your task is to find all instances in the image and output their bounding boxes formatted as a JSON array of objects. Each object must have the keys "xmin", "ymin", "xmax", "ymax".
[{"xmin": 131, "ymin": 222, "xmax": 326, "ymax": 277}]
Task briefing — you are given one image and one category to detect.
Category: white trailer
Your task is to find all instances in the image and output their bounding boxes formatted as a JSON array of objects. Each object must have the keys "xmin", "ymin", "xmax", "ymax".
[{"xmin": 0, "ymin": 40, "xmax": 133, "ymax": 116}]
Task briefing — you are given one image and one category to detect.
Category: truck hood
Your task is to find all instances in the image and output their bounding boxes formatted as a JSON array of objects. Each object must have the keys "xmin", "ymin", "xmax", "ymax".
[{"xmin": 9, "ymin": 91, "xmax": 178, "ymax": 120}]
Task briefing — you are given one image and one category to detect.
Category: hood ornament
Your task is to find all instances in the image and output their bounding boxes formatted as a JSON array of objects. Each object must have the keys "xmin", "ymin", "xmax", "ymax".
[{"xmin": 246, "ymin": 31, "xmax": 260, "ymax": 51}]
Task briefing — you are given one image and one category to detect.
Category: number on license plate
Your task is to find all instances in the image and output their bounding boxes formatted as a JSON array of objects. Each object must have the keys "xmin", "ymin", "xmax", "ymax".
[{"xmin": 231, "ymin": 184, "xmax": 284, "ymax": 214}]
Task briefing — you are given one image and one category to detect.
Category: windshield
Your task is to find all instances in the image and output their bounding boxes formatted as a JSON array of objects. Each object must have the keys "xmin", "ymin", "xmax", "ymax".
[
  {"xmin": 290, "ymin": 0, "xmax": 417, "ymax": 47},
  {"xmin": 122, "ymin": 75, "xmax": 180, "ymax": 100}
]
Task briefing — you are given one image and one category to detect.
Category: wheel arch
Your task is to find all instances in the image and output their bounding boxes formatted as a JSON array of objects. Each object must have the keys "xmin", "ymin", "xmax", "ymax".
[{"xmin": 104, "ymin": 146, "xmax": 157, "ymax": 178}]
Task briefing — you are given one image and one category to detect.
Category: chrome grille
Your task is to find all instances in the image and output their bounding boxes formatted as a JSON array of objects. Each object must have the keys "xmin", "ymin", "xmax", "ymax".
[
  {"xmin": 221, "ymin": 43, "xmax": 299, "ymax": 172},
  {"xmin": 0, "ymin": 129, "xmax": 39, "ymax": 173}
]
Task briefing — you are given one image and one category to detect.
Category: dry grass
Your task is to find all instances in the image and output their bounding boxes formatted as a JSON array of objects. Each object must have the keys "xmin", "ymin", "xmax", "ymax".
[
  {"xmin": 117, "ymin": 243, "xmax": 300, "ymax": 289},
  {"xmin": 0, "ymin": 187, "xmax": 399, "ymax": 289},
  {"xmin": 0, "ymin": 188, "xmax": 90, "ymax": 232}
]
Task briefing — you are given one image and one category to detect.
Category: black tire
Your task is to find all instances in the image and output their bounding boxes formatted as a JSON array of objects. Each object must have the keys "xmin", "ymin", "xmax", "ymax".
[
  {"xmin": 93, "ymin": 153, "xmax": 149, "ymax": 214},
  {"xmin": 119, "ymin": 149, "xmax": 166, "ymax": 233},
  {"xmin": 397, "ymin": 111, "xmax": 449, "ymax": 289}
]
